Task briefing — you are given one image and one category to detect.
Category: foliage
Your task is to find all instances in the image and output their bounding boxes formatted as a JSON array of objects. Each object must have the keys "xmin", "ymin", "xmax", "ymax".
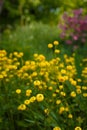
[
  {"xmin": 0, "ymin": 0, "xmax": 87, "ymax": 28},
  {"xmin": 0, "ymin": 22, "xmax": 59, "ymax": 59},
  {"xmin": 58, "ymin": 8, "xmax": 87, "ymax": 51},
  {"xmin": 0, "ymin": 41, "xmax": 87, "ymax": 130}
]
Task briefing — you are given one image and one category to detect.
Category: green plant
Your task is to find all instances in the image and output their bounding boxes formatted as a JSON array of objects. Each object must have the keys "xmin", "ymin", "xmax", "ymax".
[
  {"xmin": 0, "ymin": 22, "xmax": 59, "ymax": 59},
  {"xmin": 0, "ymin": 41, "xmax": 87, "ymax": 130}
]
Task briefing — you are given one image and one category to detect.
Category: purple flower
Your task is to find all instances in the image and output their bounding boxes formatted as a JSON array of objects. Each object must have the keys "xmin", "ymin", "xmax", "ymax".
[{"xmin": 58, "ymin": 8, "xmax": 87, "ymax": 48}]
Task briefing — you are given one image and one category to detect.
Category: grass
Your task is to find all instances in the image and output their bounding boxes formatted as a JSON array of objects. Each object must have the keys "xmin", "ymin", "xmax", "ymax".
[{"xmin": 0, "ymin": 22, "xmax": 59, "ymax": 59}]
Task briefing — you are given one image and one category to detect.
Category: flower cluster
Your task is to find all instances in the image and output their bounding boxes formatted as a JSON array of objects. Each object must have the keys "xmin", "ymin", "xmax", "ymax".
[
  {"xmin": 58, "ymin": 8, "xmax": 87, "ymax": 49},
  {"xmin": 0, "ymin": 42, "xmax": 87, "ymax": 129}
]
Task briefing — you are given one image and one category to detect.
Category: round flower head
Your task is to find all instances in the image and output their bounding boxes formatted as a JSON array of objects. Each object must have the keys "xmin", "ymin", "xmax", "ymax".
[
  {"xmin": 18, "ymin": 104, "xmax": 26, "ymax": 110},
  {"xmin": 48, "ymin": 43, "xmax": 53, "ymax": 48},
  {"xmin": 54, "ymin": 49, "xmax": 60, "ymax": 54},
  {"xmin": 16, "ymin": 89, "xmax": 21, "ymax": 94},
  {"xmin": 70, "ymin": 91, "xmax": 76, "ymax": 97},
  {"xmin": 53, "ymin": 41, "xmax": 59, "ymax": 45},
  {"xmin": 53, "ymin": 126, "xmax": 61, "ymax": 130},
  {"xmin": 36, "ymin": 94, "xmax": 44, "ymax": 102},
  {"xmin": 74, "ymin": 126, "xmax": 82, "ymax": 130}
]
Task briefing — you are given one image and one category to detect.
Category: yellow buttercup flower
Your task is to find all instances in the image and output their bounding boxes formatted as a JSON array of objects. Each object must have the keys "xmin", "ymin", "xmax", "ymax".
[
  {"xmin": 70, "ymin": 91, "xmax": 76, "ymax": 97},
  {"xmin": 30, "ymin": 96, "xmax": 36, "ymax": 103},
  {"xmin": 82, "ymin": 86, "xmax": 87, "ymax": 90},
  {"xmin": 26, "ymin": 89, "xmax": 32, "ymax": 96},
  {"xmin": 56, "ymin": 100, "xmax": 61, "ymax": 105},
  {"xmin": 36, "ymin": 94, "xmax": 44, "ymax": 102},
  {"xmin": 16, "ymin": 89, "xmax": 21, "ymax": 94},
  {"xmin": 60, "ymin": 91, "xmax": 66, "ymax": 96},
  {"xmin": 53, "ymin": 126, "xmax": 61, "ymax": 130},
  {"xmin": 34, "ymin": 80, "xmax": 41, "ymax": 86},
  {"xmin": 48, "ymin": 43, "xmax": 53, "ymax": 48},
  {"xmin": 74, "ymin": 126, "xmax": 82, "ymax": 130},
  {"xmin": 53, "ymin": 41, "xmax": 59, "ymax": 45},
  {"xmin": 59, "ymin": 85, "xmax": 63, "ymax": 89},
  {"xmin": 48, "ymin": 86, "xmax": 53, "ymax": 90},
  {"xmin": 76, "ymin": 88, "xmax": 81, "ymax": 94},
  {"xmin": 66, "ymin": 65, "xmax": 73, "ymax": 70},
  {"xmin": 52, "ymin": 93, "xmax": 56, "ymax": 97},
  {"xmin": 83, "ymin": 93, "xmax": 87, "ymax": 97},
  {"xmin": 58, "ymin": 76, "xmax": 65, "ymax": 82},
  {"xmin": 0, "ymin": 75, "xmax": 3, "ymax": 79},
  {"xmin": 68, "ymin": 114, "xmax": 73, "ymax": 118},
  {"xmin": 59, "ymin": 106, "xmax": 65, "ymax": 114},
  {"xmin": 18, "ymin": 104, "xmax": 26, "ymax": 110},
  {"xmin": 54, "ymin": 49, "xmax": 60, "ymax": 54},
  {"xmin": 61, "ymin": 69, "xmax": 66, "ymax": 74},
  {"xmin": 24, "ymin": 100, "xmax": 30, "ymax": 105}
]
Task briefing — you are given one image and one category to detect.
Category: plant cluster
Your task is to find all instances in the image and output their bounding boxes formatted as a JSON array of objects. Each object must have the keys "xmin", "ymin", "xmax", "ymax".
[
  {"xmin": 0, "ymin": 22, "xmax": 59, "ymax": 59},
  {"xmin": 0, "ymin": 41, "xmax": 87, "ymax": 130},
  {"xmin": 58, "ymin": 8, "xmax": 87, "ymax": 50}
]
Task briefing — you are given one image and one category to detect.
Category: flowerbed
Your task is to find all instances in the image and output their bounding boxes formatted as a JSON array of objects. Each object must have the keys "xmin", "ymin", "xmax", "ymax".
[{"xmin": 0, "ymin": 41, "xmax": 87, "ymax": 130}]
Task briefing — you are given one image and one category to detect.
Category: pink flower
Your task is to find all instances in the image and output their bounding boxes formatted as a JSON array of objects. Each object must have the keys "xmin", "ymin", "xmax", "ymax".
[
  {"xmin": 66, "ymin": 40, "xmax": 72, "ymax": 44},
  {"xmin": 73, "ymin": 36, "xmax": 78, "ymax": 40}
]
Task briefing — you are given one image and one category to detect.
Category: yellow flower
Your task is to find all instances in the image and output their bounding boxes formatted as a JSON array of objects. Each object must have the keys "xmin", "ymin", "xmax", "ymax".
[
  {"xmin": 44, "ymin": 108, "xmax": 49, "ymax": 115},
  {"xmin": 48, "ymin": 86, "xmax": 53, "ymax": 90},
  {"xmin": 53, "ymin": 41, "xmax": 59, "ymax": 45},
  {"xmin": 0, "ymin": 75, "xmax": 3, "ymax": 79},
  {"xmin": 19, "ymin": 52, "xmax": 23, "ymax": 57},
  {"xmin": 34, "ymin": 80, "xmax": 41, "ymax": 86},
  {"xmin": 26, "ymin": 89, "xmax": 32, "ymax": 96},
  {"xmin": 52, "ymin": 93, "xmax": 56, "ymax": 97},
  {"xmin": 74, "ymin": 126, "xmax": 82, "ymax": 130},
  {"xmin": 65, "ymin": 107, "xmax": 69, "ymax": 111},
  {"xmin": 16, "ymin": 89, "xmax": 21, "ymax": 94},
  {"xmin": 77, "ymin": 78, "xmax": 82, "ymax": 82},
  {"xmin": 71, "ymin": 80, "xmax": 77, "ymax": 86},
  {"xmin": 59, "ymin": 106, "xmax": 65, "ymax": 114},
  {"xmin": 54, "ymin": 49, "xmax": 60, "ymax": 54},
  {"xmin": 56, "ymin": 100, "xmax": 61, "ymax": 105},
  {"xmin": 24, "ymin": 100, "xmax": 30, "ymax": 105},
  {"xmin": 59, "ymin": 85, "xmax": 63, "ymax": 90},
  {"xmin": 76, "ymin": 89, "xmax": 81, "ymax": 94},
  {"xmin": 83, "ymin": 93, "xmax": 87, "ymax": 97},
  {"xmin": 32, "ymin": 72, "xmax": 37, "ymax": 77},
  {"xmin": 68, "ymin": 114, "xmax": 73, "ymax": 118},
  {"xmin": 30, "ymin": 96, "xmax": 36, "ymax": 103},
  {"xmin": 70, "ymin": 91, "xmax": 76, "ymax": 97},
  {"xmin": 18, "ymin": 104, "xmax": 26, "ymax": 110},
  {"xmin": 38, "ymin": 54, "xmax": 45, "ymax": 61},
  {"xmin": 58, "ymin": 76, "xmax": 65, "ymax": 82},
  {"xmin": 66, "ymin": 65, "xmax": 73, "ymax": 70},
  {"xmin": 53, "ymin": 126, "xmax": 61, "ymax": 130},
  {"xmin": 60, "ymin": 91, "xmax": 66, "ymax": 96},
  {"xmin": 36, "ymin": 94, "xmax": 44, "ymax": 102},
  {"xmin": 48, "ymin": 43, "xmax": 53, "ymax": 48},
  {"xmin": 13, "ymin": 52, "xmax": 18, "ymax": 56},
  {"xmin": 33, "ymin": 53, "xmax": 38, "ymax": 58},
  {"xmin": 61, "ymin": 69, "xmax": 66, "ymax": 74},
  {"xmin": 82, "ymin": 86, "xmax": 87, "ymax": 90},
  {"xmin": 56, "ymin": 89, "xmax": 60, "ymax": 93}
]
